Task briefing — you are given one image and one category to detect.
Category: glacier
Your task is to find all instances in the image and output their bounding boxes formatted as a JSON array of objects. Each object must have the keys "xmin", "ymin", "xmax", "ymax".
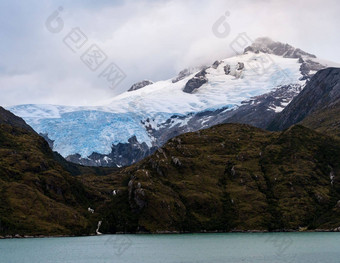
[{"xmin": 9, "ymin": 44, "xmax": 336, "ymax": 162}]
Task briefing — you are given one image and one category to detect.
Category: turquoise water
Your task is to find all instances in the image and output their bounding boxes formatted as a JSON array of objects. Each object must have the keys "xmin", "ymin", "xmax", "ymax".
[{"xmin": 0, "ymin": 233, "xmax": 339, "ymax": 263}]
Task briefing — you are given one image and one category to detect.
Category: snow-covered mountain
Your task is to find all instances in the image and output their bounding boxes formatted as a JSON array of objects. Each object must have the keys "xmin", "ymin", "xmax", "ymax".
[{"xmin": 7, "ymin": 37, "xmax": 339, "ymax": 167}]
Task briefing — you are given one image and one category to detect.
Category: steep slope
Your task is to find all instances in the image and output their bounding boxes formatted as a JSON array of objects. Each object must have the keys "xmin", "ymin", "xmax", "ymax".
[
  {"xmin": 301, "ymin": 105, "xmax": 340, "ymax": 139},
  {"xmin": 8, "ymin": 38, "xmax": 338, "ymax": 167},
  {"xmin": 0, "ymin": 108, "xmax": 105, "ymax": 236},
  {"xmin": 268, "ymin": 68, "xmax": 340, "ymax": 131},
  {"xmin": 150, "ymin": 83, "xmax": 302, "ymax": 145},
  {"xmin": 0, "ymin": 106, "xmax": 34, "ymax": 132},
  {"xmin": 1, "ymin": 109, "xmax": 340, "ymax": 235},
  {"xmin": 102, "ymin": 124, "xmax": 340, "ymax": 233}
]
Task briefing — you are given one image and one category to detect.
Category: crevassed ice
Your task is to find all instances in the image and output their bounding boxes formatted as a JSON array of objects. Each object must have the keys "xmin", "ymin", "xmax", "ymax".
[{"xmin": 8, "ymin": 52, "xmax": 303, "ymax": 158}]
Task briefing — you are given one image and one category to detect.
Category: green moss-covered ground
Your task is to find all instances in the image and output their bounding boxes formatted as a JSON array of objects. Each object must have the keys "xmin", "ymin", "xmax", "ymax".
[{"xmin": 1, "ymin": 115, "xmax": 340, "ymax": 235}]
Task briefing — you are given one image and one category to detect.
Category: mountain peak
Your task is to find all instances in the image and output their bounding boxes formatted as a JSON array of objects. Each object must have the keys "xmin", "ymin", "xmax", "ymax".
[
  {"xmin": 253, "ymin": 37, "xmax": 276, "ymax": 46},
  {"xmin": 245, "ymin": 37, "xmax": 316, "ymax": 59}
]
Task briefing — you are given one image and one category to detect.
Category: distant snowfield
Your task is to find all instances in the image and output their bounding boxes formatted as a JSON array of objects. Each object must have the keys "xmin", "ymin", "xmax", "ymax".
[
  {"xmin": 103, "ymin": 52, "xmax": 303, "ymax": 113},
  {"xmin": 8, "ymin": 52, "xmax": 304, "ymax": 157}
]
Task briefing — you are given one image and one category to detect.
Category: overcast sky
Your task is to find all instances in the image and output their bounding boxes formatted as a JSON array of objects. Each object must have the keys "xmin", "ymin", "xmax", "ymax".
[{"xmin": 1, "ymin": 0, "xmax": 339, "ymax": 106}]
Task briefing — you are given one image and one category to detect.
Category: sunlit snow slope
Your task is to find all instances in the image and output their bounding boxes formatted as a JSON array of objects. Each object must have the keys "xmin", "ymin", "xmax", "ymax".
[{"xmin": 8, "ymin": 38, "xmax": 338, "ymax": 164}]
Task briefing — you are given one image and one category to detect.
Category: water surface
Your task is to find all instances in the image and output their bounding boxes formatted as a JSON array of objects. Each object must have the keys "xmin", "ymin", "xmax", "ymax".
[{"xmin": 0, "ymin": 232, "xmax": 339, "ymax": 263}]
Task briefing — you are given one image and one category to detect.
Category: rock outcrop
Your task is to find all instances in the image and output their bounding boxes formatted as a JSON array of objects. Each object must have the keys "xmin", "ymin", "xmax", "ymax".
[
  {"xmin": 128, "ymin": 80, "xmax": 153, "ymax": 92},
  {"xmin": 172, "ymin": 66, "xmax": 207, "ymax": 83},
  {"xmin": 66, "ymin": 136, "xmax": 157, "ymax": 167},
  {"xmin": 183, "ymin": 69, "xmax": 208, "ymax": 93},
  {"xmin": 224, "ymin": 65, "xmax": 231, "ymax": 75},
  {"xmin": 268, "ymin": 67, "xmax": 340, "ymax": 131},
  {"xmin": 212, "ymin": 60, "xmax": 222, "ymax": 69}
]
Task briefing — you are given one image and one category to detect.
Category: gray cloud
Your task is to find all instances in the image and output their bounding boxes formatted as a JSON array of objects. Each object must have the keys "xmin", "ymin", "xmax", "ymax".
[{"xmin": 0, "ymin": 0, "xmax": 339, "ymax": 106}]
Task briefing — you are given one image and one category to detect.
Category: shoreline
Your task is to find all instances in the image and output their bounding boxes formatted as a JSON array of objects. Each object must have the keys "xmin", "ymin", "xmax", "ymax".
[{"xmin": 1, "ymin": 228, "xmax": 339, "ymax": 239}]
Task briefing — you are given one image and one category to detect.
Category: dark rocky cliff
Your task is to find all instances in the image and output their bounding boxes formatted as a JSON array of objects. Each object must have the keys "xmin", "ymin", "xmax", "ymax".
[{"xmin": 268, "ymin": 68, "xmax": 340, "ymax": 131}]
